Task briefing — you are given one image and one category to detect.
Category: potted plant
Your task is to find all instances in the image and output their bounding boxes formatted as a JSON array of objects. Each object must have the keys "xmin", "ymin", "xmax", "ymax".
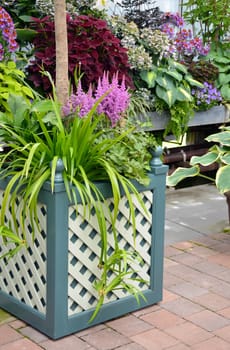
[{"xmin": 0, "ymin": 81, "xmax": 168, "ymax": 339}]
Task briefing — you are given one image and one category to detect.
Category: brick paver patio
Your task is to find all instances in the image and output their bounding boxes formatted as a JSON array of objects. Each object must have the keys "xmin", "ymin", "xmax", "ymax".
[{"xmin": 1, "ymin": 232, "xmax": 230, "ymax": 349}]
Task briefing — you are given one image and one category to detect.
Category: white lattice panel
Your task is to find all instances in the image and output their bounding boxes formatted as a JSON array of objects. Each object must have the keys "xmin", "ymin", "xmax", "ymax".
[
  {"xmin": 68, "ymin": 190, "xmax": 152, "ymax": 316},
  {"xmin": 0, "ymin": 190, "xmax": 47, "ymax": 314}
]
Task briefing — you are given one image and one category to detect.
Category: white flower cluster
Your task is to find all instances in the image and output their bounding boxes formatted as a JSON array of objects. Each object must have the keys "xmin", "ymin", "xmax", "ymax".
[
  {"xmin": 108, "ymin": 15, "xmax": 174, "ymax": 70},
  {"xmin": 140, "ymin": 29, "xmax": 171, "ymax": 57},
  {"xmin": 35, "ymin": 0, "xmax": 55, "ymax": 16},
  {"xmin": 127, "ymin": 46, "xmax": 153, "ymax": 70},
  {"xmin": 35, "ymin": 0, "xmax": 97, "ymax": 16}
]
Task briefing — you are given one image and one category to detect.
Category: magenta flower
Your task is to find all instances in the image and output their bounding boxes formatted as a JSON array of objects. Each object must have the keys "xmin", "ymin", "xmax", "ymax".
[
  {"xmin": 160, "ymin": 12, "xmax": 210, "ymax": 60},
  {"xmin": 63, "ymin": 72, "xmax": 130, "ymax": 127}
]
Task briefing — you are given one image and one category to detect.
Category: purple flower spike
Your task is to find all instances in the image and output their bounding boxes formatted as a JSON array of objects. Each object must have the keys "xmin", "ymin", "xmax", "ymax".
[
  {"xmin": 62, "ymin": 72, "xmax": 130, "ymax": 127},
  {"xmin": 0, "ymin": 6, "xmax": 18, "ymax": 61}
]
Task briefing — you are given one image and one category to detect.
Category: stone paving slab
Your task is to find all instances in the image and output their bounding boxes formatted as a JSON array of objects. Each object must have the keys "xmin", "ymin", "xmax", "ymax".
[
  {"xmin": 0, "ymin": 232, "xmax": 230, "ymax": 349},
  {"xmin": 165, "ymin": 184, "xmax": 228, "ymax": 245}
]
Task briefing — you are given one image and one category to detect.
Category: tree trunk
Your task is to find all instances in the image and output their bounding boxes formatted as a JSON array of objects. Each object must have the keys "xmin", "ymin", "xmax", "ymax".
[{"xmin": 54, "ymin": 0, "xmax": 69, "ymax": 105}]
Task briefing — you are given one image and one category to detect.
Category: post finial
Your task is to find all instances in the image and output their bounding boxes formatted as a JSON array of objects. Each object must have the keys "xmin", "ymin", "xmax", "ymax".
[
  {"xmin": 149, "ymin": 146, "xmax": 163, "ymax": 169},
  {"xmin": 51, "ymin": 158, "xmax": 65, "ymax": 182}
]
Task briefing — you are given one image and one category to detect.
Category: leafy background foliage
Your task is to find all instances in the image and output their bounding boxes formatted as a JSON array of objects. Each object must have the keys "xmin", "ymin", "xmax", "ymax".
[{"xmin": 27, "ymin": 15, "xmax": 132, "ymax": 95}]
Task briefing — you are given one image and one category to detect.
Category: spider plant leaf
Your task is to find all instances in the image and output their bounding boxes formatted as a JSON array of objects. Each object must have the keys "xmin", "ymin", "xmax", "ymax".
[
  {"xmin": 50, "ymin": 155, "xmax": 59, "ymax": 192},
  {"xmin": 0, "ymin": 172, "xmax": 23, "ymax": 226},
  {"xmin": 24, "ymin": 143, "xmax": 41, "ymax": 178},
  {"xmin": 88, "ymin": 296, "xmax": 104, "ymax": 323}
]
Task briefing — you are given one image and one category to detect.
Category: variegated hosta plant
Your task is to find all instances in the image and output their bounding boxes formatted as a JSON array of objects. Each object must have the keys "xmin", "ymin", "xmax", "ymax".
[
  {"xmin": 167, "ymin": 125, "xmax": 230, "ymax": 194},
  {"xmin": 140, "ymin": 59, "xmax": 203, "ymax": 140}
]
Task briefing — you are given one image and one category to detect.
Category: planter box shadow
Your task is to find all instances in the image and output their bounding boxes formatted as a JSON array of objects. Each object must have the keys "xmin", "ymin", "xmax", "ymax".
[{"xmin": 0, "ymin": 151, "xmax": 168, "ymax": 339}]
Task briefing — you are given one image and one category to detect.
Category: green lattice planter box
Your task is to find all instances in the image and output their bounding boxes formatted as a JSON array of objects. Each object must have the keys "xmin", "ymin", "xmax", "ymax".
[{"xmin": 0, "ymin": 154, "xmax": 168, "ymax": 339}]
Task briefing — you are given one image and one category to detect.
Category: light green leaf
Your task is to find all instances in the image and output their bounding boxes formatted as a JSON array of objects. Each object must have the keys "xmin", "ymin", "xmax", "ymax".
[
  {"xmin": 22, "ymin": 86, "xmax": 34, "ymax": 98},
  {"xmin": 42, "ymin": 111, "xmax": 58, "ymax": 125},
  {"xmin": 185, "ymin": 76, "xmax": 204, "ymax": 88},
  {"xmin": 156, "ymin": 75, "xmax": 175, "ymax": 90},
  {"xmin": 156, "ymin": 85, "xmax": 176, "ymax": 107},
  {"xmin": 190, "ymin": 152, "xmax": 219, "ymax": 166},
  {"xmin": 220, "ymin": 154, "xmax": 230, "ymax": 165},
  {"xmin": 206, "ymin": 131, "xmax": 230, "ymax": 146},
  {"xmin": 220, "ymin": 85, "xmax": 230, "ymax": 101},
  {"xmin": 214, "ymin": 56, "xmax": 230, "ymax": 64},
  {"xmin": 218, "ymin": 73, "xmax": 230, "ymax": 86},
  {"xmin": 31, "ymin": 100, "xmax": 54, "ymax": 113},
  {"xmin": 169, "ymin": 60, "xmax": 188, "ymax": 74},
  {"xmin": 216, "ymin": 165, "xmax": 230, "ymax": 193},
  {"xmin": 140, "ymin": 70, "xmax": 156, "ymax": 88},
  {"xmin": 8, "ymin": 94, "xmax": 29, "ymax": 125},
  {"xmin": 165, "ymin": 70, "xmax": 183, "ymax": 81},
  {"xmin": 167, "ymin": 166, "xmax": 200, "ymax": 187},
  {"xmin": 7, "ymin": 61, "xmax": 17, "ymax": 70},
  {"xmin": 176, "ymin": 86, "xmax": 193, "ymax": 102}
]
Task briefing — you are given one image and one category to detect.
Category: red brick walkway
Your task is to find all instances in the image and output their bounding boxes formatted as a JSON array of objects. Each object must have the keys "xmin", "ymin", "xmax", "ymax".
[{"xmin": 1, "ymin": 232, "xmax": 230, "ymax": 349}]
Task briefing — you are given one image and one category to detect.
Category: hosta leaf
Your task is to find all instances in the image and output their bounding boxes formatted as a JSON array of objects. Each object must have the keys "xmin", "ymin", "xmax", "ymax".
[
  {"xmin": 176, "ymin": 86, "xmax": 193, "ymax": 102},
  {"xmin": 167, "ymin": 166, "xmax": 200, "ymax": 187},
  {"xmin": 218, "ymin": 73, "xmax": 230, "ymax": 85},
  {"xmin": 140, "ymin": 70, "xmax": 156, "ymax": 88},
  {"xmin": 165, "ymin": 70, "xmax": 183, "ymax": 81},
  {"xmin": 216, "ymin": 165, "xmax": 230, "ymax": 193},
  {"xmin": 206, "ymin": 131, "xmax": 230, "ymax": 146},
  {"xmin": 214, "ymin": 56, "xmax": 230, "ymax": 64},
  {"xmin": 185, "ymin": 76, "xmax": 204, "ymax": 88},
  {"xmin": 220, "ymin": 153, "xmax": 230, "ymax": 165},
  {"xmin": 169, "ymin": 60, "xmax": 188, "ymax": 74},
  {"xmin": 217, "ymin": 66, "xmax": 229, "ymax": 73},
  {"xmin": 156, "ymin": 75, "xmax": 174, "ymax": 90},
  {"xmin": 190, "ymin": 152, "xmax": 219, "ymax": 166},
  {"xmin": 156, "ymin": 85, "xmax": 176, "ymax": 107},
  {"xmin": 220, "ymin": 85, "xmax": 230, "ymax": 101}
]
